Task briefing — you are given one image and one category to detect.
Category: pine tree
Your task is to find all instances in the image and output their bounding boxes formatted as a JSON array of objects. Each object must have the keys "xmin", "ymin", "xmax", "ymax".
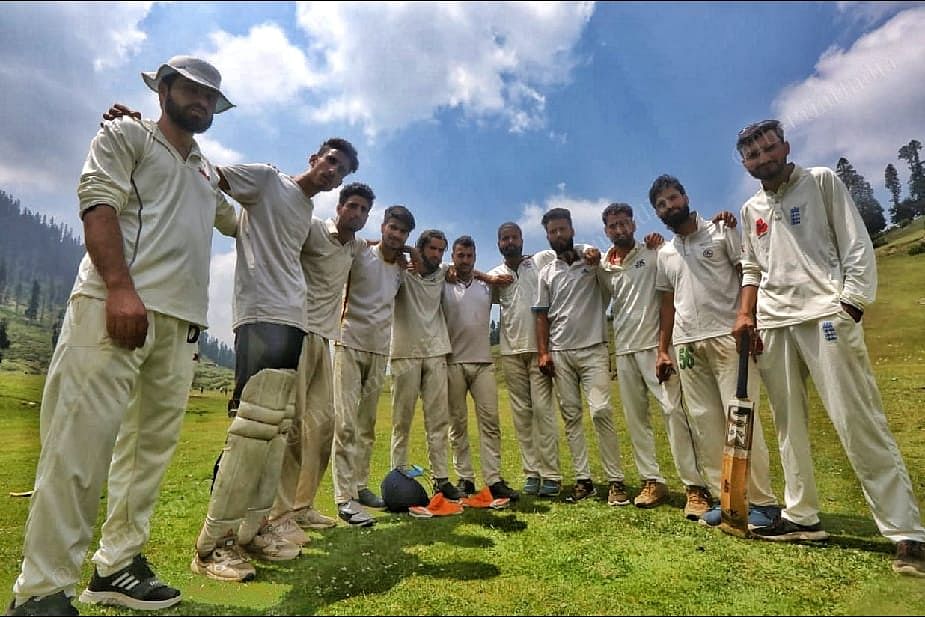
[
  {"xmin": 25, "ymin": 279, "xmax": 40, "ymax": 320},
  {"xmin": 835, "ymin": 157, "xmax": 886, "ymax": 236},
  {"xmin": 0, "ymin": 319, "xmax": 10, "ymax": 365},
  {"xmin": 885, "ymin": 163, "xmax": 902, "ymax": 210},
  {"xmin": 898, "ymin": 140, "xmax": 925, "ymax": 202}
]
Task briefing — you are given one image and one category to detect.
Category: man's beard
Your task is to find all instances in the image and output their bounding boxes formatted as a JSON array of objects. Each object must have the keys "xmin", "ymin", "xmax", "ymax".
[
  {"xmin": 165, "ymin": 93, "xmax": 213, "ymax": 134},
  {"xmin": 610, "ymin": 235, "xmax": 634, "ymax": 249},
  {"xmin": 748, "ymin": 160, "xmax": 786, "ymax": 182},
  {"xmin": 499, "ymin": 244, "xmax": 522, "ymax": 259},
  {"xmin": 550, "ymin": 237, "xmax": 574, "ymax": 254},
  {"xmin": 659, "ymin": 204, "xmax": 690, "ymax": 232}
]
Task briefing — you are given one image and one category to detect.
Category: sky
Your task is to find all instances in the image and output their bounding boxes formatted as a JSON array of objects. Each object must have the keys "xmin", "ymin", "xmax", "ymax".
[{"xmin": 2, "ymin": 1, "xmax": 923, "ymax": 346}]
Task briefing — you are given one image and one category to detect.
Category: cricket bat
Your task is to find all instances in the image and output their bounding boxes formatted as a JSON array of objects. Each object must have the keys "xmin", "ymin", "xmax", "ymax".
[{"xmin": 718, "ymin": 332, "xmax": 755, "ymax": 538}]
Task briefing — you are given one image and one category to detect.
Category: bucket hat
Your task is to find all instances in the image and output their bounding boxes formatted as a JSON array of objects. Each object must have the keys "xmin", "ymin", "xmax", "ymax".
[{"xmin": 142, "ymin": 55, "xmax": 234, "ymax": 113}]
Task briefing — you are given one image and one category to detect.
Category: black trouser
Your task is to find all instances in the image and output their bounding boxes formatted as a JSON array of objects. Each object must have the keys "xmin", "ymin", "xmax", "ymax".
[{"xmin": 212, "ymin": 322, "xmax": 305, "ymax": 492}]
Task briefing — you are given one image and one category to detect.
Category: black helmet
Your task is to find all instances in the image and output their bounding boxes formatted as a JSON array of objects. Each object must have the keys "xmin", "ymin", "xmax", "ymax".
[{"xmin": 380, "ymin": 466, "xmax": 430, "ymax": 512}]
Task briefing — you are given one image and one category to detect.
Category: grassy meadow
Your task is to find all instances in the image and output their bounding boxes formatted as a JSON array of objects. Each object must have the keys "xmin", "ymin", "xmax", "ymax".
[{"xmin": 0, "ymin": 220, "xmax": 923, "ymax": 615}]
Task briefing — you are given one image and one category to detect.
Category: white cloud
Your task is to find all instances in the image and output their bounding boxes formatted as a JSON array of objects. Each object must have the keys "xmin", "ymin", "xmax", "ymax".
[
  {"xmin": 835, "ymin": 1, "xmax": 925, "ymax": 26},
  {"xmin": 203, "ymin": 2, "xmax": 594, "ymax": 137},
  {"xmin": 207, "ymin": 248, "xmax": 237, "ymax": 347},
  {"xmin": 515, "ymin": 192, "xmax": 612, "ymax": 253},
  {"xmin": 197, "ymin": 135, "xmax": 244, "ymax": 166},
  {"xmin": 772, "ymin": 6, "xmax": 925, "ymax": 188}
]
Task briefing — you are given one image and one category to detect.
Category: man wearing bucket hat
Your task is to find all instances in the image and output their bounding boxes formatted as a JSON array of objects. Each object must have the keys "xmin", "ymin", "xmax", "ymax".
[{"xmin": 8, "ymin": 55, "xmax": 237, "ymax": 616}]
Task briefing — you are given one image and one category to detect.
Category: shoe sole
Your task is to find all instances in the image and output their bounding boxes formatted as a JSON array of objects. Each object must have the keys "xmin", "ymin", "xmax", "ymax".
[
  {"xmin": 300, "ymin": 521, "xmax": 337, "ymax": 529},
  {"xmin": 633, "ymin": 499, "xmax": 666, "ymax": 509},
  {"xmin": 608, "ymin": 499, "xmax": 631, "ymax": 507},
  {"xmin": 684, "ymin": 510, "xmax": 708, "ymax": 521},
  {"xmin": 753, "ymin": 530, "xmax": 829, "ymax": 542},
  {"xmin": 78, "ymin": 590, "xmax": 181, "ymax": 611},
  {"xmin": 892, "ymin": 562, "xmax": 925, "ymax": 577},
  {"xmin": 190, "ymin": 558, "xmax": 257, "ymax": 583}
]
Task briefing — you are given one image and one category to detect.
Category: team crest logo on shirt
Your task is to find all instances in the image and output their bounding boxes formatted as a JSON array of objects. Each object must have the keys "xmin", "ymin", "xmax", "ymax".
[
  {"xmin": 702, "ymin": 248, "xmax": 714, "ymax": 258},
  {"xmin": 634, "ymin": 259, "xmax": 646, "ymax": 269},
  {"xmin": 822, "ymin": 321, "xmax": 837, "ymax": 342},
  {"xmin": 755, "ymin": 218, "xmax": 769, "ymax": 237},
  {"xmin": 790, "ymin": 207, "xmax": 801, "ymax": 225}
]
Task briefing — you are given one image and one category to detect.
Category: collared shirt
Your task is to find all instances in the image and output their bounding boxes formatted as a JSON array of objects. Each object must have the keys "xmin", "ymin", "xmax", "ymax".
[
  {"xmin": 598, "ymin": 243, "xmax": 660, "ymax": 355},
  {"xmin": 655, "ymin": 213, "xmax": 742, "ymax": 344},
  {"xmin": 340, "ymin": 244, "xmax": 403, "ymax": 355},
  {"xmin": 443, "ymin": 278, "xmax": 493, "ymax": 364},
  {"xmin": 487, "ymin": 249, "xmax": 557, "ymax": 355},
  {"xmin": 534, "ymin": 253, "xmax": 607, "ymax": 352},
  {"xmin": 75, "ymin": 117, "xmax": 234, "ymax": 327},
  {"xmin": 390, "ymin": 264, "xmax": 451, "ymax": 359},
  {"xmin": 740, "ymin": 164, "xmax": 877, "ymax": 328},
  {"xmin": 221, "ymin": 163, "xmax": 314, "ymax": 332},
  {"xmin": 301, "ymin": 218, "xmax": 366, "ymax": 341}
]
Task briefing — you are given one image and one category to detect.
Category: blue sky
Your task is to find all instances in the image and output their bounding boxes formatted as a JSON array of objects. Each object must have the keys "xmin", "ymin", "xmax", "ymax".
[{"xmin": 2, "ymin": 1, "xmax": 923, "ymax": 345}]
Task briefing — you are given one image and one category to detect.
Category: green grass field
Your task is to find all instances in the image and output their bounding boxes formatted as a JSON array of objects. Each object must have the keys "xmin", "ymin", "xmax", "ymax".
[{"xmin": 1, "ymin": 220, "xmax": 923, "ymax": 615}]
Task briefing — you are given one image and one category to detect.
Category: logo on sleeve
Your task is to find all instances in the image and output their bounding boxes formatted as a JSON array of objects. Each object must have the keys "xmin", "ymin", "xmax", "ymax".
[
  {"xmin": 634, "ymin": 258, "xmax": 646, "ymax": 269},
  {"xmin": 822, "ymin": 321, "xmax": 837, "ymax": 342},
  {"xmin": 755, "ymin": 218, "xmax": 769, "ymax": 237},
  {"xmin": 789, "ymin": 207, "xmax": 801, "ymax": 225}
]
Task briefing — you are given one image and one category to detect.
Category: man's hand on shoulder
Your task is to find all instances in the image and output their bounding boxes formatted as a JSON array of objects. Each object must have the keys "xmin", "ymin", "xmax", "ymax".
[
  {"xmin": 712, "ymin": 211, "xmax": 737, "ymax": 228},
  {"xmin": 643, "ymin": 233, "xmax": 665, "ymax": 250},
  {"xmin": 101, "ymin": 103, "xmax": 141, "ymax": 126}
]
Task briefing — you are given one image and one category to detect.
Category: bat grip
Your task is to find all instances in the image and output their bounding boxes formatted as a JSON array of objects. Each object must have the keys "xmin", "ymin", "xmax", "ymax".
[{"xmin": 736, "ymin": 331, "xmax": 750, "ymax": 400}]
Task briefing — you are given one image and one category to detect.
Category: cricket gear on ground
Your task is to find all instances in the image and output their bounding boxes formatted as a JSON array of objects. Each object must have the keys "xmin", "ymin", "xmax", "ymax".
[
  {"xmin": 241, "ymin": 527, "xmax": 301, "ymax": 561},
  {"xmin": 719, "ymin": 332, "xmax": 755, "ymax": 537},
  {"xmin": 263, "ymin": 516, "xmax": 309, "ymax": 546},
  {"xmin": 461, "ymin": 487, "xmax": 511, "ymax": 510},
  {"xmin": 196, "ymin": 369, "xmax": 295, "ymax": 558},
  {"xmin": 684, "ymin": 486, "xmax": 712, "ymax": 520},
  {"xmin": 292, "ymin": 508, "xmax": 337, "ymax": 529},
  {"xmin": 489, "ymin": 480, "xmax": 520, "ymax": 502},
  {"xmin": 390, "ymin": 356, "xmax": 452, "ymax": 479},
  {"xmin": 567, "ymin": 479, "xmax": 597, "ymax": 503},
  {"xmin": 7, "ymin": 592, "xmax": 77, "ymax": 616},
  {"xmin": 14, "ymin": 298, "xmax": 196, "ymax": 603},
  {"xmin": 409, "ymin": 493, "xmax": 465, "ymax": 518},
  {"xmin": 607, "ymin": 481, "xmax": 631, "ymax": 506},
  {"xmin": 433, "ymin": 478, "xmax": 462, "ymax": 501},
  {"xmin": 191, "ymin": 539, "xmax": 255, "ymax": 582},
  {"xmin": 456, "ymin": 479, "xmax": 477, "ymax": 497},
  {"xmin": 357, "ymin": 488, "xmax": 386, "ymax": 509},
  {"xmin": 538, "ymin": 479, "xmax": 562, "ymax": 498},
  {"xmin": 79, "ymin": 555, "xmax": 179, "ymax": 611},
  {"xmin": 751, "ymin": 516, "xmax": 829, "ymax": 542},
  {"xmin": 893, "ymin": 541, "xmax": 925, "ymax": 577},
  {"xmin": 447, "ymin": 362, "xmax": 504, "ymax": 487},
  {"xmin": 759, "ymin": 316, "xmax": 925, "ymax": 544},
  {"xmin": 380, "ymin": 467, "xmax": 430, "ymax": 512},
  {"xmin": 523, "ymin": 477, "xmax": 541, "ymax": 495},
  {"xmin": 337, "ymin": 501, "xmax": 375, "ymax": 527},
  {"xmin": 634, "ymin": 480, "xmax": 668, "ymax": 508}
]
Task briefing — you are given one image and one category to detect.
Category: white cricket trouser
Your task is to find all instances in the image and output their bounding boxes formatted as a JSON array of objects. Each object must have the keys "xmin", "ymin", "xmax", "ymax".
[
  {"xmin": 551, "ymin": 343, "xmax": 624, "ymax": 482},
  {"xmin": 759, "ymin": 312, "xmax": 925, "ymax": 541},
  {"xmin": 447, "ymin": 363, "xmax": 503, "ymax": 486},
  {"xmin": 272, "ymin": 333, "xmax": 334, "ymax": 518},
  {"xmin": 390, "ymin": 356, "xmax": 450, "ymax": 479},
  {"xmin": 500, "ymin": 353, "xmax": 561, "ymax": 481},
  {"xmin": 15, "ymin": 296, "xmax": 195, "ymax": 601},
  {"xmin": 675, "ymin": 334, "xmax": 777, "ymax": 506},
  {"xmin": 331, "ymin": 345, "xmax": 388, "ymax": 505},
  {"xmin": 616, "ymin": 348, "xmax": 703, "ymax": 487}
]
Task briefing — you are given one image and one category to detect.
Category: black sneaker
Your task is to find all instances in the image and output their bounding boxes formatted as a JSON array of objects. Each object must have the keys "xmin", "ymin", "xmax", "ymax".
[
  {"xmin": 456, "ymin": 479, "xmax": 476, "ymax": 497},
  {"xmin": 7, "ymin": 592, "xmax": 78, "ymax": 616},
  {"xmin": 357, "ymin": 487, "xmax": 386, "ymax": 509},
  {"xmin": 433, "ymin": 478, "xmax": 461, "ymax": 500},
  {"xmin": 78, "ymin": 554, "xmax": 180, "ymax": 610},
  {"xmin": 566, "ymin": 479, "xmax": 596, "ymax": 502},
  {"xmin": 489, "ymin": 480, "xmax": 520, "ymax": 502},
  {"xmin": 752, "ymin": 516, "xmax": 829, "ymax": 542}
]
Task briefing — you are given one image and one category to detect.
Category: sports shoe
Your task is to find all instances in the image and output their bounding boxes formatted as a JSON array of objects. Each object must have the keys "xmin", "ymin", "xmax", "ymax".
[
  {"xmin": 191, "ymin": 540, "xmax": 256, "ymax": 582},
  {"xmin": 433, "ymin": 478, "xmax": 462, "ymax": 501},
  {"xmin": 567, "ymin": 479, "xmax": 596, "ymax": 502},
  {"xmin": 537, "ymin": 479, "xmax": 561, "ymax": 497},
  {"xmin": 79, "ymin": 554, "xmax": 180, "ymax": 610},
  {"xmin": 699, "ymin": 505, "xmax": 722, "ymax": 527},
  {"xmin": 242, "ymin": 527, "xmax": 302, "ymax": 561},
  {"xmin": 292, "ymin": 507, "xmax": 337, "ymax": 529},
  {"xmin": 634, "ymin": 479, "xmax": 668, "ymax": 508},
  {"xmin": 523, "ymin": 476, "xmax": 541, "ymax": 495},
  {"xmin": 748, "ymin": 504, "xmax": 781, "ymax": 530},
  {"xmin": 7, "ymin": 592, "xmax": 78, "ymax": 616},
  {"xmin": 489, "ymin": 479, "xmax": 520, "ymax": 502},
  {"xmin": 607, "ymin": 480, "xmax": 630, "ymax": 506},
  {"xmin": 338, "ymin": 500, "xmax": 376, "ymax": 527},
  {"xmin": 752, "ymin": 516, "xmax": 829, "ymax": 542},
  {"xmin": 893, "ymin": 540, "xmax": 925, "ymax": 577},
  {"xmin": 264, "ymin": 516, "xmax": 309, "ymax": 546},
  {"xmin": 684, "ymin": 485, "xmax": 712, "ymax": 520},
  {"xmin": 456, "ymin": 479, "xmax": 476, "ymax": 497},
  {"xmin": 357, "ymin": 487, "xmax": 386, "ymax": 509}
]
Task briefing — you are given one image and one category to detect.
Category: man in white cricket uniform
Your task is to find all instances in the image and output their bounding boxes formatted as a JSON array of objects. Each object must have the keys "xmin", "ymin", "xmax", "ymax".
[
  {"xmin": 11, "ymin": 56, "xmax": 236, "ymax": 615},
  {"xmin": 732, "ymin": 120, "xmax": 925, "ymax": 574},
  {"xmin": 389, "ymin": 229, "xmax": 462, "ymax": 500},
  {"xmin": 488, "ymin": 223, "xmax": 562, "ymax": 497},
  {"xmin": 597, "ymin": 202, "xmax": 709, "ymax": 518},
  {"xmin": 271, "ymin": 183, "xmax": 373, "ymax": 530},
  {"xmin": 442, "ymin": 236, "xmax": 519, "ymax": 501},
  {"xmin": 193, "ymin": 137, "xmax": 359, "ymax": 582},
  {"xmin": 533, "ymin": 208, "xmax": 629, "ymax": 505},
  {"xmin": 331, "ymin": 205, "xmax": 414, "ymax": 525},
  {"xmin": 650, "ymin": 174, "xmax": 779, "ymax": 528}
]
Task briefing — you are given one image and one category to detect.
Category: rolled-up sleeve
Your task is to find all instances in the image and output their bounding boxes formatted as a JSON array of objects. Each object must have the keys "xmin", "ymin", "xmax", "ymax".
[{"xmin": 77, "ymin": 118, "xmax": 142, "ymax": 217}]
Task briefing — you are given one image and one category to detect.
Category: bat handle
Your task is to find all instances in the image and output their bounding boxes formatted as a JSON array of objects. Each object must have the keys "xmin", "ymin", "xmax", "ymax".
[{"xmin": 736, "ymin": 331, "xmax": 750, "ymax": 400}]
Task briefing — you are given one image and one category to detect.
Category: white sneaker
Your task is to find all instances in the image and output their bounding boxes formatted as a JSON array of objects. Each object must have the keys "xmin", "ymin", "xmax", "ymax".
[
  {"xmin": 293, "ymin": 507, "xmax": 338, "ymax": 529},
  {"xmin": 191, "ymin": 541, "xmax": 256, "ymax": 582},
  {"xmin": 265, "ymin": 516, "xmax": 309, "ymax": 546},
  {"xmin": 242, "ymin": 528, "xmax": 302, "ymax": 561}
]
